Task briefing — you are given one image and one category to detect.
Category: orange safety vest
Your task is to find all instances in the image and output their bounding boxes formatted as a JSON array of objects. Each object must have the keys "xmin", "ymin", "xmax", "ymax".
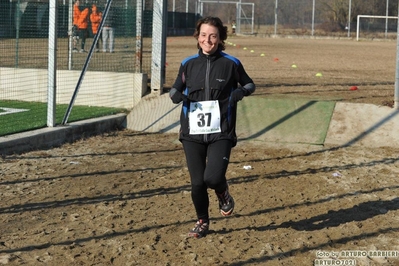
[
  {"xmin": 73, "ymin": 4, "xmax": 80, "ymax": 26},
  {"xmin": 90, "ymin": 6, "xmax": 102, "ymax": 34},
  {"xmin": 73, "ymin": 5, "xmax": 89, "ymax": 29},
  {"xmin": 76, "ymin": 7, "xmax": 89, "ymax": 29}
]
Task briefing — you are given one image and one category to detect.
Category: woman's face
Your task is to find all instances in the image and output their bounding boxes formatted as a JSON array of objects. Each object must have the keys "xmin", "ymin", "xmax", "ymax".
[{"xmin": 197, "ymin": 23, "xmax": 220, "ymax": 55}]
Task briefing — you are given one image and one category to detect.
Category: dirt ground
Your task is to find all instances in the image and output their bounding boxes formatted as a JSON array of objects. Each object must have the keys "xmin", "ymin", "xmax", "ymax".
[
  {"xmin": 1, "ymin": 36, "xmax": 399, "ymax": 265},
  {"xmin": 164, "ymin": 36, "xmax": 397, "ymax": 107}
]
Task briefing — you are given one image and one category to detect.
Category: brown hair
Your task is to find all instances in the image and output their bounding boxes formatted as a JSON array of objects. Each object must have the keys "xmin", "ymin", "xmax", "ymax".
[{"xmin": 193, "ymin": 16, "xmax": 228, "ymax": 51}]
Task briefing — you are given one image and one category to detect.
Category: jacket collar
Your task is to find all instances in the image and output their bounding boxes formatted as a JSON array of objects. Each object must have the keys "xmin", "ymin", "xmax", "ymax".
[{"xmin": 198, "ymin": 49, "xmax": 221, "ymax": 61}]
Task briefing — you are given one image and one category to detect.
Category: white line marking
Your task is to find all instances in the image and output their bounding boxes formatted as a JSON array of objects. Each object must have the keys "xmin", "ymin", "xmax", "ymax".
[{"xmin": 0, "ymin": 107, "xmax": 30, "ymax": 116}]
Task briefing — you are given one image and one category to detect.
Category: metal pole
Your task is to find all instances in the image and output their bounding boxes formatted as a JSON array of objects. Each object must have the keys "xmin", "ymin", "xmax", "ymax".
[
  {"xmin": 238, "ymin": 0, "xmax": 241, "ymax": 34},
  {"xmin": 150, "ymin": 0, "xmax": 167, "ymax": 93},
  {"xmin": 135, "ymin": 0, "xmax": 143, "ymax": 73},
  {"xmin": 394, "ymin": 1, "xmax": 399, "ymax": 109},
  {"xmin": 311, "ymin": 0, "xmax": 315, "ymax": 36},
  {"xmin": 62, "ymin": 0, "xmax": 113, "ymax": 124},
  {"xmin": 16, "ymin": 0, "xmax": 20, "ymax": 67},
  {"xmin": 172, "ymin": 0, "xmax": 175, "ymax": 28},
  {"xmin": 236, "ymin": 1, "xmax": 240, "ymax": 34},
  {"xmin": 274, "ymin": 0, "xmax": 278, "ymax": 36},
  {"xmin": 385, "ymin": 0, "xmax": 389, "ymax": 38},
  {"xmin": 9, "ymin": 0, "xmax": 12, "ymax": 37},
  {"xmin": 251, "ymin": 3, "xmax": 254, "ymax": 34},
  {"xmin": 347, "ymin": 0, "xmax": 351, "ymax": 37},
  {"xmin": 47, "ymin": 0, "xmax": 57, "ymax": 127},
  {"xmin": 68, "ymin": 0, "xmax": 72, "ymax": 70}
]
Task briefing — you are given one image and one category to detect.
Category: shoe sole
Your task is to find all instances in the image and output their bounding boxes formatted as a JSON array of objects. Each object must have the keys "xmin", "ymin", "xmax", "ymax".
[
  {"xmin": 220, "ymin": 208, "xmax": 234, "ymax": 216},
  {"xmin": 188, "ymin": 231, "xmax": 207, "ymax": 238}
]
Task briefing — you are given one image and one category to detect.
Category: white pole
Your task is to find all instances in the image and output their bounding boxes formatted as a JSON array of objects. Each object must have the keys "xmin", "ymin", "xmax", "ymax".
[
  {"xmin": 237, "ymin": 0, "xmax": 241, "ymax": 34},
  {"xmin": 347, "ymin": 0, "xmax": 351, "ymax": 37},
  {"xmin": 311, "ymin": 0, "xmax": 315, "ymax": 36},
  {"xmin": 135, "ymin": 0, "xmax": 143, "ymax": 73},
  {"xmin": 47, "ymin": 0, "xmax": 57, "ymax": 127},
  {"xmin": 186, "ymin": 0, "xmax": 188, "ymax": 13},
  {"xmin": 68, "ymin": 0, "xmax": 72, "ymax": 70},
  {"xmin": 274, "ymin": 0, "xmax": 278, "ymax": 36},
  {"xmin": 385, "ymin": 0, "xmax": 389, "ymax": 38},
  {"xmin": 172, "ymin": 0, "xmax": 175, "ymax": 28},
  {"xmin": 251, "ymin": 3, "xmax": 254, "ymax": 34},
  {"xmin": 394, "ymin": 1, "xmax": 399, "ymax": 109},
  {"xmin": 151, "ymin": 0, "xmax": 167, "ymax": 93}
]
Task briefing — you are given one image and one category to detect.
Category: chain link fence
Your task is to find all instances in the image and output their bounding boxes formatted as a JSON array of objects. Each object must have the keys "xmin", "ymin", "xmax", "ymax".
[
  {"xmin": 1, "ymin": 0, "xmax": 398, "ymax": 137},
  {"xmin": 0, "ymin": 0, "xmax": 199, "ymax": 136}
]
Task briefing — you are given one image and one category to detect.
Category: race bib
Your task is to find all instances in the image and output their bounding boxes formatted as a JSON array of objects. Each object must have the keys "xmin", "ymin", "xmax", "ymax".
[{"xmin": 189, "ymin": 100, "xmax": 221, "ymax": 135}]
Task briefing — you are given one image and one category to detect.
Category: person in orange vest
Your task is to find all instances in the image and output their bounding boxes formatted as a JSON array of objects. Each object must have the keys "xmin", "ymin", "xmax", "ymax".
[
  {"xmin": 90, "ymin": 4, "xmax": 102, "ymax": 52},
  {"xmin": 72, "ymin": 0, "xmax": 81, "ymax": 52},
  {"xmin": 73, "ymin": 0, "xmax": 90, "ymax": 53}
]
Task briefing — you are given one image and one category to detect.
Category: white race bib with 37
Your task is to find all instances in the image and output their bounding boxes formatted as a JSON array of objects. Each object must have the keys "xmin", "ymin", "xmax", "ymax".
[{"xmin": 189, "ymin": 100, "xmax": 221, "ymax": 135}]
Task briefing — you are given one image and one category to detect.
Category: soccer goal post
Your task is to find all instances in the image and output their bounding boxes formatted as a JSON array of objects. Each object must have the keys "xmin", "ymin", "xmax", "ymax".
[
  {"xmin": 197, "ymin": 0, "xmax": 255, "ymax": 34},
  {"xmin": 356, "ymin": 15, "xmax": 398, "ymax": 41}
]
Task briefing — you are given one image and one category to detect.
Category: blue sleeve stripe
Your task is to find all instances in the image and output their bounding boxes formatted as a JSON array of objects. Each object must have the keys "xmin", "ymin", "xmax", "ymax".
[
  {"xmin": 182, "ymin": 87, "xmax": 189, "ymax": 116},
  {"xmin": 182, "ymin": 54, "xmax": 199, "ymax": 66},
  {"xmin": 220, "ymin": 51, "xmax": 240, "ymax": 65}
]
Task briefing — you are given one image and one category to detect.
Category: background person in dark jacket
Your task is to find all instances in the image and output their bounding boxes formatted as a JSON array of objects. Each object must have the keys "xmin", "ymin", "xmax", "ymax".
[{"xmin": 169, "ymin": 16, "xmax": 255, "ymax": 239}]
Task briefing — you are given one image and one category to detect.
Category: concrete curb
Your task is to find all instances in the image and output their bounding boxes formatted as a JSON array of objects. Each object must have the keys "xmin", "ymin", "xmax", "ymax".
[{"xmin": 0, "ymin": 113, "xmax": 126, "ymax": 156}]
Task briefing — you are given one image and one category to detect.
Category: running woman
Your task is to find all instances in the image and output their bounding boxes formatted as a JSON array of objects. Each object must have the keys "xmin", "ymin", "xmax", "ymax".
[{"xmin": 169, "ymin": 16, "xmax": 256, "ymax": 238}]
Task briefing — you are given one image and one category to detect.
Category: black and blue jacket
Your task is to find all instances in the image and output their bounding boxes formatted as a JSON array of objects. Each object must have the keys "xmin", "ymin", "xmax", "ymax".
[{"xmin": 172, "ymin": 48, "xmax": 255, "ymax": 146}]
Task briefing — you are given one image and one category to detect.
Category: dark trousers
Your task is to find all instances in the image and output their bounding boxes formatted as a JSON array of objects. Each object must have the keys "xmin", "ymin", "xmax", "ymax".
[
  {"xmin": 94, "ymin": 32, "xmax": 102, "ymax": 49},
  {"xmin": 182, "ymin": 139, "xmax": 232, "ymax": 220},
  {"xmin": 77, "ymin": 28, "xmax": 88, "ymax": 50}
]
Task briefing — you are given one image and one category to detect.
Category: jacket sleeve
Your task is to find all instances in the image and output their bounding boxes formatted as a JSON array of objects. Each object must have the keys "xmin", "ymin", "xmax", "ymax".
[
  {"xmin": 237, "ymin": 63, "xmax": 255, "ymax": 96},
  {"xmin": 172, "ymin": 64, "xmax": 186, "ymax": 92},
  {"xmin": 73, "ymin": 5, "xmax": 81, "ymax": 26},
  {"xmin": 77, "ymin": 8, "xmax": 89, "ymax": 28}
]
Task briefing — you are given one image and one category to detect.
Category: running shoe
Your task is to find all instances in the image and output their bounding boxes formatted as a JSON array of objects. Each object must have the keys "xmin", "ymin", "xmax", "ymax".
[
  {"xmin": 188, "ymin": 219, "xmax": 209, "ymax": 238},
  {"xmin": 216, "ymin": 187, "xmax": 235, "ymax": 216}
]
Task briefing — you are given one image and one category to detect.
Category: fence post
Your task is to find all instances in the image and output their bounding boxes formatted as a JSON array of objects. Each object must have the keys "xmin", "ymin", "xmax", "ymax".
[
  {"xmin": 151, "ymin": 0, "xmax": 167, "ymax": 93},
  {"xmin": 47, "ymin": 0, "xmax": 57, "ymax": 127},
  {"xmin": 135, "ymin": 0, "xmax": 143, "ymax": 73}
]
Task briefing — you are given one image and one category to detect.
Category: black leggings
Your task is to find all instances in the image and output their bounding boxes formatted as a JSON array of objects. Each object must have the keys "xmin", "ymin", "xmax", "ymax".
[{"xmin": 182, "ymin": 139, "xmax": 232, "ymax": 220}]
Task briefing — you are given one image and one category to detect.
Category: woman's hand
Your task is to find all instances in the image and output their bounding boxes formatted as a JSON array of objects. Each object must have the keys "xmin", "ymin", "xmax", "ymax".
[{"xmin": 169, "ymin": 88, "xmax": 187, "ymax": 104}]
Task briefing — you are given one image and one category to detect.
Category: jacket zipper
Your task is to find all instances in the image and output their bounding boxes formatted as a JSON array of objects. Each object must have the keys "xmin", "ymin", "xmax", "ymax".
[{"xmin": 203, "ymin": 56, "xmax": 211, "ymax": 143}]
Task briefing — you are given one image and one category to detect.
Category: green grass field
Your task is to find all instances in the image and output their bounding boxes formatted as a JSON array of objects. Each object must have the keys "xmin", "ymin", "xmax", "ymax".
[
  {"xmin": 0, "ymin": 36, "xmax": 150, "ymax": 137},
  {"xmin": 0, "ymin": 100, "xmax": 126, "ymax": 137}
]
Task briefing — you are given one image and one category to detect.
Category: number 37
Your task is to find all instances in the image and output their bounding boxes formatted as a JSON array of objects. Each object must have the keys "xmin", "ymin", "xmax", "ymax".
[{"xmin": 197, "ymin": 113, "xmax": 212, "ymax": 127}]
